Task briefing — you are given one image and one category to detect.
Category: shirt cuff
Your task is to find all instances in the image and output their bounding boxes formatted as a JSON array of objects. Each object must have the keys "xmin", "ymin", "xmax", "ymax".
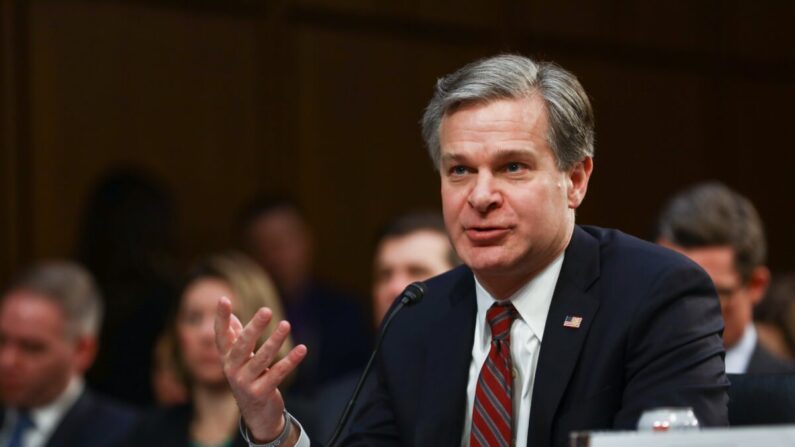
[{"xmin": 245, "ymin": 414, "xmax": 311, "ymax": 447}]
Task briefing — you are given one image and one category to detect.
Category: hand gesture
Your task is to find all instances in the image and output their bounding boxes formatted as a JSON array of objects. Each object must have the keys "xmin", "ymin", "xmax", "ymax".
[{"xmin": 215, "ymin": 296, "xmax": 307, "ymax": 444}]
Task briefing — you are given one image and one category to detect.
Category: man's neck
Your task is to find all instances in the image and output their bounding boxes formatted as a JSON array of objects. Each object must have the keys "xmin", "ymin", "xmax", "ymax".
[
  {"xmin": 474, "ymin": 225, "xmax": 573, "ymax": 299},
  {"xmin": 475, "ymin": 252, "xmax": 569, "ymax": 300}
]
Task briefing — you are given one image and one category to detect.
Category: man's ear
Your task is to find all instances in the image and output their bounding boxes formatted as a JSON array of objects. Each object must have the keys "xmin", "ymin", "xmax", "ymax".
[
  {"xmin": 747, "ymin": 265, "xmax": 771, "ymax": 306},
  {"xmin": 73, "ymin": 335, "xmax": 98, "ymax": 375},
  {"xmin": 567, "ymin": 157, "xmax": 593, "ymax": 209}
]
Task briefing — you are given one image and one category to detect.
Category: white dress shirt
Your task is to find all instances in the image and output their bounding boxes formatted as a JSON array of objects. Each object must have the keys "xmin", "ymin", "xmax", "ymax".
[
  {"xmin": 261, "ymin": 253, "xmax": 565, "ymax": 447},
  {"xmin": 0, "ymin": 376, "xmax": 84, "ymax": 447},
  {"xmin": 725, "ymin": 324, "xmax": 757, "ymax": 374},
  {"xmin": 461, "ymin": 253, "xmax": 564, "ymax": 446}
]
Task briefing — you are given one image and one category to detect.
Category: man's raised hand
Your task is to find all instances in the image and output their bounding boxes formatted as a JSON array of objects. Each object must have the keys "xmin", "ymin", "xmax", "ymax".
[{"xmin": 215, "ymin": 296, "xmax": 307, "ymax": 444}]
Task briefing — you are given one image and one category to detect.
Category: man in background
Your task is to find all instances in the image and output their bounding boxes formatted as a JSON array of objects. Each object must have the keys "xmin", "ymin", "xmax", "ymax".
[
  {"xmin": 371, "ymin": 211, "xmax": 459, "ymax": 325},
  {"xmin": 238, "ymin": 197, "xmax": 371, "ymax": 395},
  {"xmin": 656, "ymin": 181, "xmax": 795, "ymax": 374},
  {"xmin": 0, "ymin": 261, "xmax": 137, "ymax": 447},
  {"xmin": 309, "ymin": 211, "xmax": 458, "ymax": 440}
]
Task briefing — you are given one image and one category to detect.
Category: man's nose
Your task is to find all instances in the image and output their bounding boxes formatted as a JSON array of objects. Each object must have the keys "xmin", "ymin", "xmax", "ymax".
[{"xmin": 467, "ymin": 172, "xmax": 502, "ymax": 213}]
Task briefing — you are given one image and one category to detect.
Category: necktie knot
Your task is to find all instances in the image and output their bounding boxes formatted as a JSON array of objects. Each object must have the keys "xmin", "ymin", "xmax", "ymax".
[{"xmin": 486, "ymin": 302, "xmax": 517, "ymax": 341}]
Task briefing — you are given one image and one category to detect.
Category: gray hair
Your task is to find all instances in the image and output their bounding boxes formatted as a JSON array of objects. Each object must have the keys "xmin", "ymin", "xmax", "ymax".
[
  {"xmin": 655, "ymin": 181, "xmax": 766, "ymax": 282},
  {"xmin": 421, "ymin": 54, "xmax": 595, "ymax": 171},
  {"xmin": 7, "ymin": 261, "xmax": 103, "ymax": 338}
]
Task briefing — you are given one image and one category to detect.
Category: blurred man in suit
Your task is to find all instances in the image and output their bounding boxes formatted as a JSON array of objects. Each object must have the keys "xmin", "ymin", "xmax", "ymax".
[
  {"xmin": 371, "ymin": 212, "xmax": 458, "ymax": 326},
  {"xmin": 0, "ymin": 261, "xmax": 137, "ymax": 447},
  {"xmin": 217, "ymin": 54, "xmax": 729, "ymax": 447},
  {"xmin": 308, "ymin": 211, "xmax": 458, "ymax": 440},
  {"xmin": 656, "ymin": 181, "xmax": 795, "ymax": 374}
]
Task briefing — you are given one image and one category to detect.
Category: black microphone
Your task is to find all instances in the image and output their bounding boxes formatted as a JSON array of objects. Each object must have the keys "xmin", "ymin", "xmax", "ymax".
[{"xmin": 326, "ymin": 281, "xmax": 427, "ymax": 446}]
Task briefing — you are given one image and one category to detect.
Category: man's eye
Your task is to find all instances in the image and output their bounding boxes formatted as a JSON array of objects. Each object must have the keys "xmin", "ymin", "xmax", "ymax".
[
  {"xmin": 506, "ymin": 162, "xmax": 525, "ymax": 173},
  {"xmin": 450, "ymin": 166, "xmax": 469, "ymax": 175},
  {"xmin": 20, "ymin": 340, "xmax": 46, "ymax": 354}
]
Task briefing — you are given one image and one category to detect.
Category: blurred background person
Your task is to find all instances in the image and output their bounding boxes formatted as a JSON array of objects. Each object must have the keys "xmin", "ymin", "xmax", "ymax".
[
  {"xmin": 0, "ymin": 261, "xmax": 137, "ymax": 447},
  {"xmin": 754, "ymin": 273, "xmax": 795, "ymax": 361},
  {"xmin": 371, "ymin": 211, "xmax": 460, "ymax": 325},
  {"xmin": 238, "ymin": 197, "xmax": 370, "ymax": 397},
  {"xmin": 655, "ymin": 181, "xmax": 795, "ymax": 374},
  {"xmin": 308, "ymin": 211, "xmax": 459, "ymax": 440},
  {"xmin": 77, "ymin": 167, "xmax": 180, "ymax": 407},
  {"xmin": 126, "ymin": 252, "xmax": 290, "ymax": 447},
  {"xmin": 151, "ymin": 330, "xmax": 189, "ymax": 407}
]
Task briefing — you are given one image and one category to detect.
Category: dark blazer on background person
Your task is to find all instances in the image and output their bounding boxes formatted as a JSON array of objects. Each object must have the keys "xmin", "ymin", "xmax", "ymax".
[
  {"xmin": 1, "ymin": 388, "xmax": 137, "ymax": 447},
  {"xmin": 338, "ymin": 225, "xmax": 729, "ymax": 447},
  {"xmin": 122, "ymin": 403, "xmax": 248, "ymax": 447},
  {"xmin": 747, "ymin": 342, "xmax": 795, "ymax": 374}
]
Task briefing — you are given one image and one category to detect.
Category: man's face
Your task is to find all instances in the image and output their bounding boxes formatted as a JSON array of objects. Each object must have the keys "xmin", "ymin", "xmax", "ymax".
[
  {"xmin": 439, "ymin": 96, "xmax": 591, "ymax": 298},
  {"xmin": 662, "ymin": 245, "xmax": 755, "ymax": 349},
  {"xmin": 0, "ymin": 291, "xmax": 78, "ymax": 407},
  {"xmin": 372, "ymin": 230, "xmax": 453, "ymax": 324}
]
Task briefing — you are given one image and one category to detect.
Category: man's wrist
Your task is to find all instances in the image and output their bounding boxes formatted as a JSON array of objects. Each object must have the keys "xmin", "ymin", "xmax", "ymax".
[{"xmin": 240, "ymin": 410, "xmax": 296, "ymax": 447}]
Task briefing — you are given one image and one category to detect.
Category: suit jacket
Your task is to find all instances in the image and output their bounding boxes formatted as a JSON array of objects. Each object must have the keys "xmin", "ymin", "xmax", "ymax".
[
  {"xmin": 1, "ymin": 388, "xmax": 138, "ymax": 447},
  {"xmin": 283, "ymin": 280, "xmax": 372, "ymax": 397},
  {"xmin": 121, "ymin": 403, "xmax": 248, "ymax": 447},
  {"xmin": 747, "ymin": 341, "xmax": 795, "ymax": 374},
  {"xmin": 339, "ymin": 225, "xmax": 729, "ymax": 447}
]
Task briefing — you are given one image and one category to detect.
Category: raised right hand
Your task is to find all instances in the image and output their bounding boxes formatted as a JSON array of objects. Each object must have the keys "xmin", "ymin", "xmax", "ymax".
[{"xmin": 215, "ymin": 296, "xmax": 308, "ymax": 444}]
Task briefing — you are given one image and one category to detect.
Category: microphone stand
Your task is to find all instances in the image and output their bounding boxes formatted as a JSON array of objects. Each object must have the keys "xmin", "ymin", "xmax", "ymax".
[{"xmin": 326, "ymin": 282, "xmax": 426, "ymax": 447}]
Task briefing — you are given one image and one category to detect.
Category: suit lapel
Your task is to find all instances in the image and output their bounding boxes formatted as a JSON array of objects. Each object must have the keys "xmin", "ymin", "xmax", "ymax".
[
  {"xmin": 528, "ymin": 226, "xmax": 601, "ymax": 447},
  {"xmin": 414, "ymin": 271, "xmax": 477, "ymax": 446},
  {"xmin": 46, "ymin": 388, "xmax": 89, "ymax": 447}
]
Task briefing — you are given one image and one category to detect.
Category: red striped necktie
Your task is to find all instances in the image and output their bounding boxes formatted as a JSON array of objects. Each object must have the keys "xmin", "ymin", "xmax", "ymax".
[{"xmin": 470, "ymin": 302, "xmax": 518, "ymax": 447}]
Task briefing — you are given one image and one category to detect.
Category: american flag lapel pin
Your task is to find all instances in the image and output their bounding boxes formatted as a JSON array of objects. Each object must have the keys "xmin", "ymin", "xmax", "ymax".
[{"xmin": 563, "ymin": 315, "xmax": 583, "ymax": 329}]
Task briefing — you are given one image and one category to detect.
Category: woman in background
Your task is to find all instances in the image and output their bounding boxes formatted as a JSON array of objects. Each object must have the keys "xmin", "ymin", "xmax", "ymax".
[{"xmin": 127, "ymin": 252, "xmax": 291, "ymax": 447}]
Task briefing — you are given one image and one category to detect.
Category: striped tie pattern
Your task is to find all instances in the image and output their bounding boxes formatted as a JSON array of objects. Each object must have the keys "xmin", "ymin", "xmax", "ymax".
[{"xmin": 470, "ymin": 302, "xmax": 518, "ymax": 447}]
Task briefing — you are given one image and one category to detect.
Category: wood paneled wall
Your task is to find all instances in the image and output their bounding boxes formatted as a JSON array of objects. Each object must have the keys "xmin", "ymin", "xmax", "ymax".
[{"xmin": 2, "ymin": 0, "xmax": 795, "ymax": 295}]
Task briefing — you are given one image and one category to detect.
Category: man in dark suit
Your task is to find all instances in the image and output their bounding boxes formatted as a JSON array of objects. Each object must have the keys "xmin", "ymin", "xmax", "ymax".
[
  {"xmin": 0, "ymin": 261, "xmax": 137, "ymax": 447},
  {"xmin": 656, "ymin": 181, "xmax": 795, "ymax": 374},
  {"xmin": 307, "ymin": 211, "xmax": 458, "ymax": 441},
  {"xmin": 215, "ymin": 54, "xmax": 729, "ymax": 447}
]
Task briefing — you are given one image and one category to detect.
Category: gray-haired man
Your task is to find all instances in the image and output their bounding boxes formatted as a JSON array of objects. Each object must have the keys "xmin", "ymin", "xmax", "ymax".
[
  {"xmin": 656, "ymin": 181, "xmax": 795, "ymax": 374},
  {"xmin": 216, "ymin": 54, "xmax": 729, "ymax": 447},
  {"xmin": 0, "ymin": 261, "xmax": 137, "ymax": 447}
]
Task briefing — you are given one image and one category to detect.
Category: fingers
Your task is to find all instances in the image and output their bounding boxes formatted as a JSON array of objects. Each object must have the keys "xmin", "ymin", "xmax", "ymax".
[
  {"xmin": 256, "ymin": 344, "xmax": 308, "ymax": 391},
  {"xmin": 229, "ymin": 313, "xmax": 243, "ymax": 337},
  {"xmin": 215, "ymin": 296, "xmax": 234, "ymax": 355},
  {"xmin": 244, "ymin": 320, "xmax": 293, "ymax": 379},
  {"xmin": 227, "ymin": 307, "xmax": 274, "ymax": 369}
]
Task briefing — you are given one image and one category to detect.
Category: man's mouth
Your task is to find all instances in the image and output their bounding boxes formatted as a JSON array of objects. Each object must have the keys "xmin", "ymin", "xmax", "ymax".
[{"xmin": 464, "ymin": 226, "xmax": 511, "ymax": 243}]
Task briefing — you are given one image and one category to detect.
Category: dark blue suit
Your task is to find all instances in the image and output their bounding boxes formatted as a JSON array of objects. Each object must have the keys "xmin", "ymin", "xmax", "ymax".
[
  {"xmin": 340, "ymin": 226, "xmax": 729, "ymax": 447},
  {"xmin": 1, "ymin": 388, "xmax": 138, "ymax": 447}
]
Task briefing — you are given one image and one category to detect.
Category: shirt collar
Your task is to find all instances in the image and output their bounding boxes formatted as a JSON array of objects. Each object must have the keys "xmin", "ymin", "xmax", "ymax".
[
  {"xmin": 28, "ymin": 376, "xmax": 84, "ymax": 434},
  {"xmin": 725, "ymin": 324, "xmax": 757, "ymax": 373},
  {"xmin": 474, "ymin": 253, "xmax": 565, "ymax": 341}
]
